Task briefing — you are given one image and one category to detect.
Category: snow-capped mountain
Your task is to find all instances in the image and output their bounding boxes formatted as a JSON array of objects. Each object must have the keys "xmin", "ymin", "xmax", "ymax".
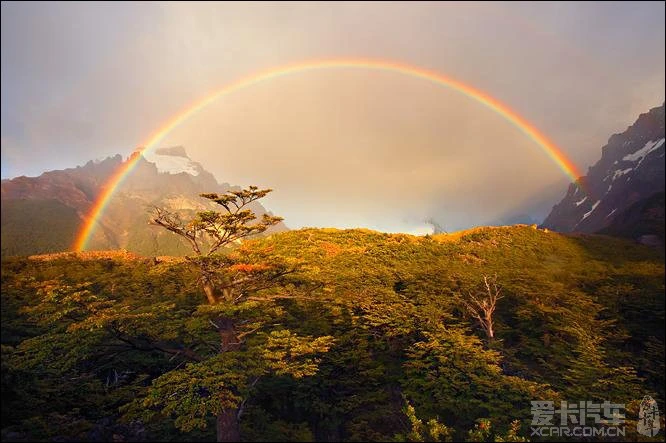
[
  {"xmin": 1, "ymin": 147, "xmax": 287, "ymax": 256},
  {"xmin": 143, "ymin": 146, "xmax": 203, "ymax": 176},
  {"xmin": 542, "ymin": 103, "xmax": 665, "ymax": 240}
]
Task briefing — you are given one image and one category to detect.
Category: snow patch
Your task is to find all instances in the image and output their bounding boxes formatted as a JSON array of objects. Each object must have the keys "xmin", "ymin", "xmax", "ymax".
[
  {"xmin": 612, "ymin": 168, "xmax": 633, "ymax": 181},
  {"xmin": 144, "ymin": 152, "xmax": 200, "ymax": 176},
  {"xmin": 581, "ymin": 200, "xmax": 601, "ymax": 221},
  {"xmin": 605, "ymin": 208, "xmax": 617, "ymax": 219},
  {"xmin": 622, "ymin": 138, "xmax": 665, "ymax": 165},
  {"xmin": 575, "ymin": 196, "xmax": 588, "ymax": 207}
]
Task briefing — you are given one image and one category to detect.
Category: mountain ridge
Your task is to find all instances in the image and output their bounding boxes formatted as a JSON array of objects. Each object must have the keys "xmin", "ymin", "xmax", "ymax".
[
  {"xmin": 542, "ymin": 103, "xmax": 665, "ymax": 240},
  {"xmin": 1, "ymin": 147, "xmax": 287, "ymax": 256}
]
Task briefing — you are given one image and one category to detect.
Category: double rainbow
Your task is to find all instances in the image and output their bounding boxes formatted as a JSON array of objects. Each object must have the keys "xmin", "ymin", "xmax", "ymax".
[{"xmin": 73, "ymin": 58, "xmax": 583, "ymax": 251}]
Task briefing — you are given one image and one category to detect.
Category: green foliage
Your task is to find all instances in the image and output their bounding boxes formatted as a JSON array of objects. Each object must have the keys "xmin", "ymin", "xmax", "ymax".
[
  {"xmin": 151, "ymin": 187, "xmax": 283, "ymax": 257},
  {"xmin": 396, "ymin": 403, "xmax": 529, "ymax": 443},
  {"xmin": 401, "ymin": 327, "xmax": 557, "ymax": 438},
  {"xmin": 465, "ymin": 418, "xmax": 529, "ymax": 442},
  {"xmin": 395, "ymin": 401, "xmax": 452, "ymax": 442},
  {"xmin": 140, "ymin": 356, "xmax": 248, "ymax": 432},
  {"xmin": 261, "ymin": 330, "xmax": 335, "ymax": 378},
  {"xmin": 1, "ymin": 199, "xmax": 80, "ymax": 257},
  {"xmin": 1, "ymin": 225, "xmax": 664, "ymax": 441}
]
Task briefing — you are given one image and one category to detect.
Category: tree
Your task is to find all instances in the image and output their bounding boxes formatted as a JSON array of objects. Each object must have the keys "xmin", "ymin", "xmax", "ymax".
[
  {"xmin": 401, "ymin": 326, "xmax": 554, "ymax": 438},
  {"xmin": 147, "ymin": 186, "xmax": 329, "ymax": 441},
  {"xmin": 4, "ymin": 223, "xmax": 662, "ymax": 441},
  {"xmin": 460, "ymin": 275, "xmax": 503, "ymax": 340},
  {"xmin": 395, "ymin": 400, "xmax": 452, "ymax": 442},
  {"xmin": 151, "ymin": 186, "xmax": 284, "ymax": 303}
]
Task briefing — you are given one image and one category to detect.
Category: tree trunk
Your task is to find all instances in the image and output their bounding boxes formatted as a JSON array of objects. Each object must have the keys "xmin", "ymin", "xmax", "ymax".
[
  {"xmin": 219, "ymin": 317, "xmax": 240, "ymax": 352},
  {"xmin": 216, "ymin": 408, "xmax": 241, "ymax": 442},
  {"xmin": 485, "ymin": 314, "xmax": 494, "ymax": 339},
  {"xmin": 222, "ymin": 287, "xmax": 233, "ymax": 303},
  {"xmin": 217, "ymin": 317, "xmax": 241, "ymax": 442},
  {"xmin": 202, "ymin": 279, "xmax": 217, "ymax": 305}
]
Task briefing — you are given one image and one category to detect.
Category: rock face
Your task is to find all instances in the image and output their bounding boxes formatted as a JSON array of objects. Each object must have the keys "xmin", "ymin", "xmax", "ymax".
[
  {"xmin": 598, "ymin": 192, "xmax": 664, "ymax": 247},
  {"xmin": 1, "ymin": 147, "xmax": 287, "ymax": 256},
  {"xmin": 542, "ymin": 104, "xmax": 665, "ymax": 237}
]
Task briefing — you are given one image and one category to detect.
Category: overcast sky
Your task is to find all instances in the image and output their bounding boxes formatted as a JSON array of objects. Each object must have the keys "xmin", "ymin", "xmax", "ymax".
[{"xmin": 2, "ymin": 1, "xmax": 664, "ymax": 232}]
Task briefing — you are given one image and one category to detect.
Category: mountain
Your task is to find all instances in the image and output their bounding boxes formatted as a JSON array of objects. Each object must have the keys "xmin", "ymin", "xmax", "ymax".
[
  {"xmin": 1, "ymin": 147, "xmax": 287, "ymax": 256},
  {"xmin": 542, "ymin": 103, "xmax": 665, "ymax": 242},
  {"xmin": 598, "ymin": 191, "xmax": 665, "ymax": 247}
]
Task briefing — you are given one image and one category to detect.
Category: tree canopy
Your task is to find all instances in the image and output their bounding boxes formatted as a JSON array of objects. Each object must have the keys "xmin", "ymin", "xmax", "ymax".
[{"xmin": 1, "ymin": 223, "xmax": 664, "ymax": 441}]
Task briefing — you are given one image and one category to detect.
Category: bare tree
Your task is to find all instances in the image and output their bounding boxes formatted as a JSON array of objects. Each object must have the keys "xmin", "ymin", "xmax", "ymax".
[{"xmin": 461, "ymin": 275, "xmax": 503, "ymax": 340}]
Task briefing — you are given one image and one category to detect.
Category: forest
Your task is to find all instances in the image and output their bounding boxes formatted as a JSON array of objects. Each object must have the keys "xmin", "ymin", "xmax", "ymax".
[{"xmin": 1, "ymin": 188, "xmax": 664, "ymax": 442}]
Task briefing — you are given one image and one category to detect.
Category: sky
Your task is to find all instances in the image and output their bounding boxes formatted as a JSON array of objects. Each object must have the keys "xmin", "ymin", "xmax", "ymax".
[{"xmin": 1, "ymin": 1, "xmax": 665, "ymax": 233}]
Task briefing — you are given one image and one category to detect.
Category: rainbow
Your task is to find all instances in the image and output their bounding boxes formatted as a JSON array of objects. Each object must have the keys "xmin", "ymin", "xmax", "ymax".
[{"xmin": 73, "ymin": 58, "xmax": 583, "ymax": 251}]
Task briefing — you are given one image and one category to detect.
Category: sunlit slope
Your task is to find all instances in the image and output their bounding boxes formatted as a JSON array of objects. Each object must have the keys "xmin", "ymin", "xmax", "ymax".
[
  {"xmin": 2, "ymin": 225, "xmax": 663, "ymax": 440},
  {"xmin": 251, "ymin": 225, "xmax": 664, "ymax": 382}
]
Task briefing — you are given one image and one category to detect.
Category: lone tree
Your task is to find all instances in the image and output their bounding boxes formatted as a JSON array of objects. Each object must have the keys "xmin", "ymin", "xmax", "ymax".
[
  {"xmin": 151, "ymin": 186, "xmax": 284, "ymax": 305},
  {"xmin": 147, "ymin": 186, "xmax": 332, "ymax": 441},
  {"xmin": 460, "ymin": 275, "xmax": 503, "ymax": 340},
  {"xmin": 6, "ymin": 187, "xmax": 332, "ymax": 442}
]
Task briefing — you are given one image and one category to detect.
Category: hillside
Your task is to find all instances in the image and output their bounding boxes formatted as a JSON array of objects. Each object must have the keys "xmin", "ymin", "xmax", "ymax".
[
  {"xmin": 1, "ymin": 199, "xmax": 80, "ymax": 256},
  {"xmin": 0, "ymin": 147, "xmax": 287, "ymax": 257},
  {"xmin": 2, "ymin": 226, "xmax": 663, "ymax": 441}
]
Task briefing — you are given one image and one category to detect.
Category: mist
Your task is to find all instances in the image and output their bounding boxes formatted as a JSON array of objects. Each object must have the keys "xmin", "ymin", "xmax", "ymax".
[{"xmin": 2, "ymin": 1, "xmax": 664, "ymax": 232}]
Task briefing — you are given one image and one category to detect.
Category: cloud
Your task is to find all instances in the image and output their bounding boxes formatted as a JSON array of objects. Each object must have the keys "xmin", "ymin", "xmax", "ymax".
[{"xmin": 1, "ymin": 2, "xmax": 664, "ymax": 231}]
